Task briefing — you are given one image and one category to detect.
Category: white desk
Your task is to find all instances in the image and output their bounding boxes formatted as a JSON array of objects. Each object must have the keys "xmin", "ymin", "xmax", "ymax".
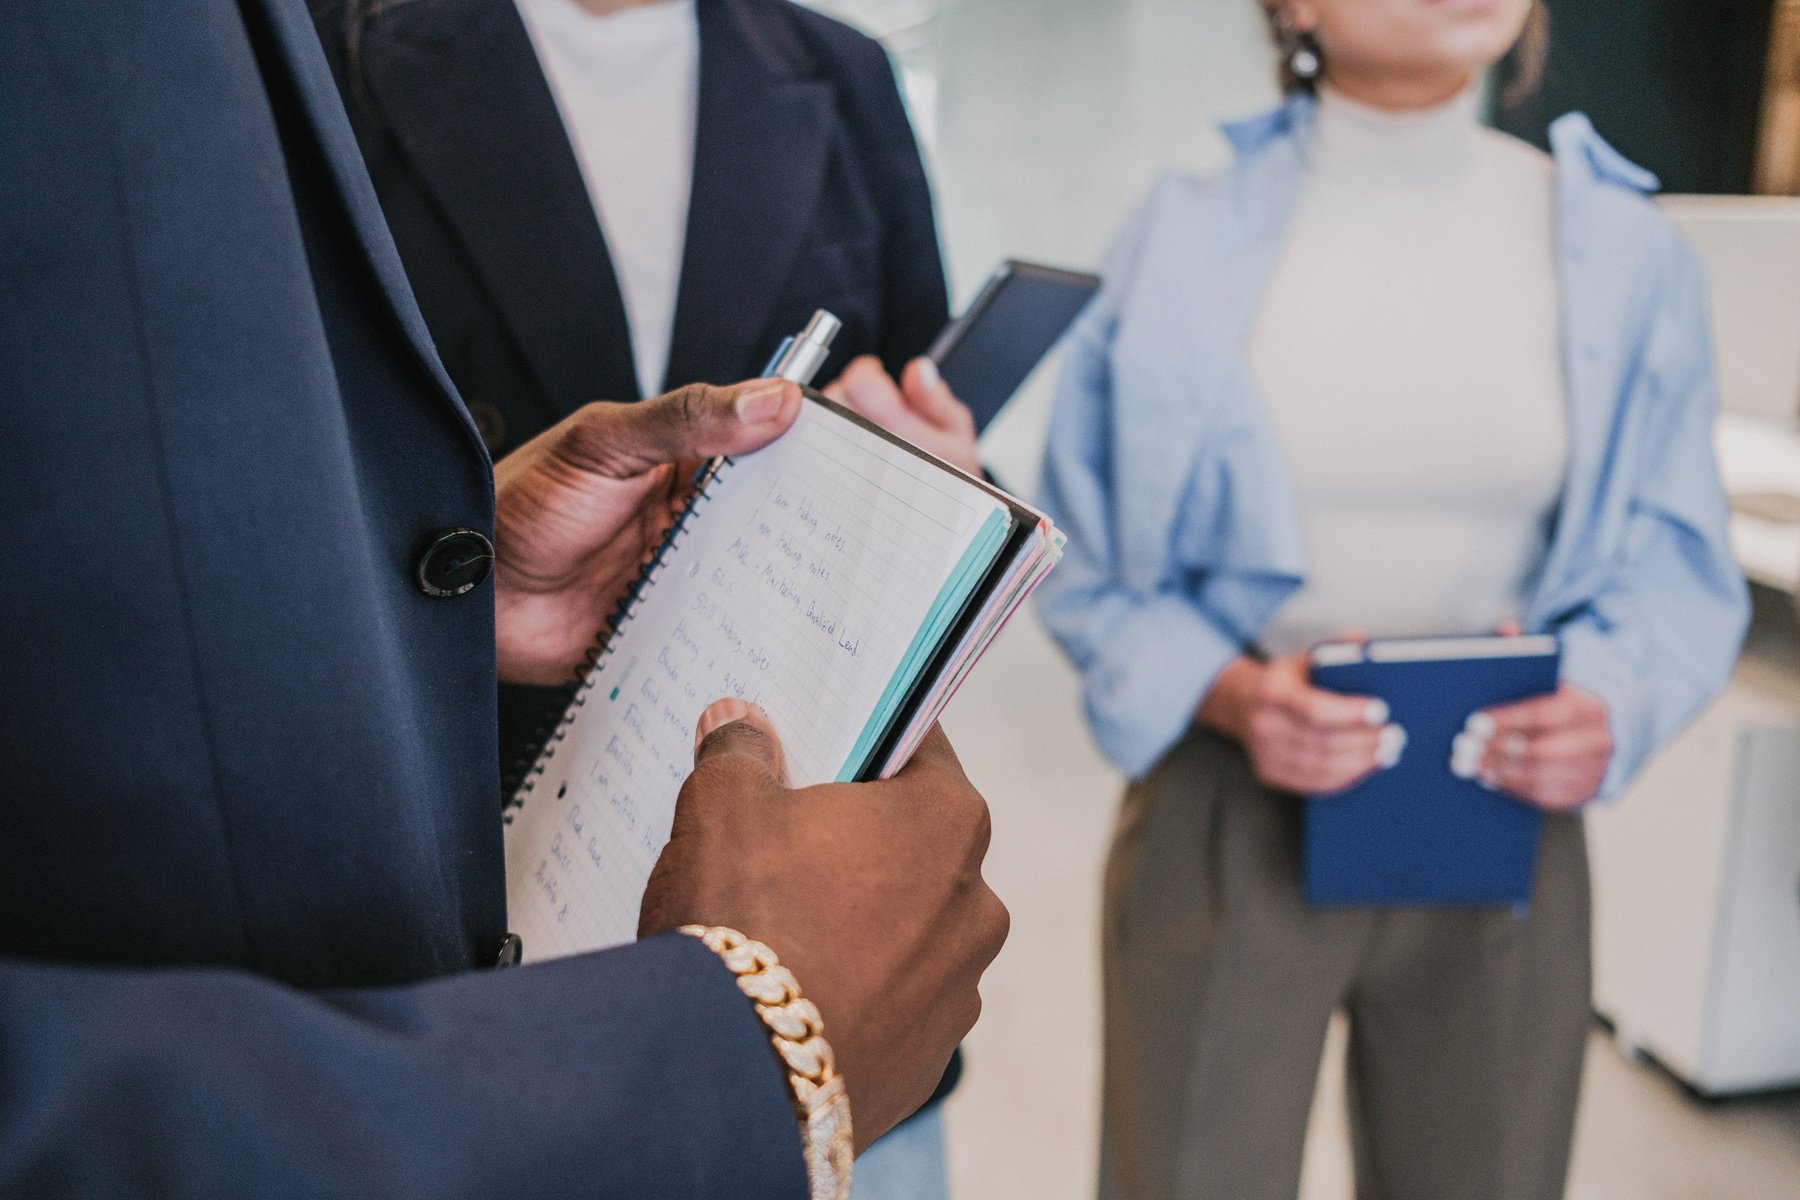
[
  {"xmin": 1588, "ymin": 202, "xmax": 1800, "ymax": 1097},
  {"xmin": 1590, "ymin": 595, "xmax": 1800, "ymax": 1096},
  {"xmin": 1716, "ymin": 413, "xmax": 1800, "ymax": 595},
  {"xmin": 1590, "ymin": 418, "xmax": 1800, "ymax": 1095}
]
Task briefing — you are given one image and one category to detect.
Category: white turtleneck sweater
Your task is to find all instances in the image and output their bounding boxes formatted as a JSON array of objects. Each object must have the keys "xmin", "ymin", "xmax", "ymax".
[{"xmin": 1250, "ymin": 85, "xmax": 1569, "ymax": 656}]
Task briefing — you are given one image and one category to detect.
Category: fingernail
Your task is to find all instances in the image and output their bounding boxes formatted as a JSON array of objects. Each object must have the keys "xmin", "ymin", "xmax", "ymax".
[
  {"xmin": 1479, "ymin": 772, "xmax": 1500, "ymax": 792},
  {"xmin": 1364, "ymin": 699, "xmax": 1389, "ymax": 728},
  {"xmin": 1450, "ymin": 733, "xmax": 1483, "ymax": 778},
  {"xmin": 1376, "ymin": 724, "xmax": 1407, "ymax": 769},
  {"xmin": 1465, "ymin": 712, "xmax": 1495, "ymax": 739},
  {"xmin": 695, "ymin": 697, "xmax": 749, "ymax": 748},
  {"xmin": 734, "ymin": 382, "xmax": 786, "ymax": 424},
  {"xmin": 915, "ymin": 356, "xmax": 941, "ymax": 389}
]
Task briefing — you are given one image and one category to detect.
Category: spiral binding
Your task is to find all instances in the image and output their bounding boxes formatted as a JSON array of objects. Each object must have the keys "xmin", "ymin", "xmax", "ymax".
[{"xmin": 501, "ymin": 456, "xmax": 734, "ymax": 822}]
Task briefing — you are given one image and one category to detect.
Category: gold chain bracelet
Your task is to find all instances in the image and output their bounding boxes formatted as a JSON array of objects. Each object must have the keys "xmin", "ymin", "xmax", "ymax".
[{"xmin": 680, "ymin": 925, "xmax": 853, "ymax": 1200}]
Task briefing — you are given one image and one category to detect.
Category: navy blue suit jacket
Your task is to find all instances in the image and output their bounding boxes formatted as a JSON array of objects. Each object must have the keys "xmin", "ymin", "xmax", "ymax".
[
  {"xmin": 312, "ymin": 0, "xmax": 950, "ymax": 456},
  {"xmin": 0, "ymin": 2, "xmax": 803, "ymax": 1195}
]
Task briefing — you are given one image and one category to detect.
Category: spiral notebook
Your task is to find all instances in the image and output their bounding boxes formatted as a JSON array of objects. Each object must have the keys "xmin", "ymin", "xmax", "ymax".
[{"xmin": 502, "ymin": 391, "xmax": 1062, "ymax": 961}]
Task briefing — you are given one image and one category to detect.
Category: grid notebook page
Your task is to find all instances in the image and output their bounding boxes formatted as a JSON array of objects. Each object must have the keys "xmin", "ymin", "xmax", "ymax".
[{"xmin": 504, "ymin": 400, "xmax": 1010, "ymax": 961}]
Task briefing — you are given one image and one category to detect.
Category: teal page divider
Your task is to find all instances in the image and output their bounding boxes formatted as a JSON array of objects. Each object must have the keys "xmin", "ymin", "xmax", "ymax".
[{"xmin": 836, "ymin": 507, "xmax": 1013, "ymax": 781}]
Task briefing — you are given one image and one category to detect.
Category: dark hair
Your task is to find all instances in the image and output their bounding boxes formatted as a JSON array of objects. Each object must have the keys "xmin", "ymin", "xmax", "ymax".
[
  {"xmin": 1261, "ymin": 1, "xmax": 1551, "ymax": 109},
  {"xmin": 1500, "ymin": 2, "xmax": 1551, "ymax": 109}
]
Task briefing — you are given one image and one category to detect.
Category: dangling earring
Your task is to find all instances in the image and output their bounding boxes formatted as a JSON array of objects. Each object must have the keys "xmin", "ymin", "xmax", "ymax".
[{"xmin": 1277, "ymin": 11, "xmax": 1322, "ymax": 82}]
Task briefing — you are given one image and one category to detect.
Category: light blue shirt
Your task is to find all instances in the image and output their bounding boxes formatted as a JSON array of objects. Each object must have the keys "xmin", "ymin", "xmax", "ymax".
[{"xmin": 1036, "ymin": 96, "xmax": 1751, "ymax": 789}]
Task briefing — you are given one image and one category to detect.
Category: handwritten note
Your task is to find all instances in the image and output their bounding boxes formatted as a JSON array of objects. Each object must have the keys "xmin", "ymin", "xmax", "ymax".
[{"xmin": 504, "ymin": 402, "xmax": 1010, "ymax": 960}]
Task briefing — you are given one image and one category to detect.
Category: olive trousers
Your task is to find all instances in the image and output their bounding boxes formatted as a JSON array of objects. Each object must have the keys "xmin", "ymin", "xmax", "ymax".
[{"xmin": 1100, "ymin": 729, "xmax": 1591, "ymax": 1200}]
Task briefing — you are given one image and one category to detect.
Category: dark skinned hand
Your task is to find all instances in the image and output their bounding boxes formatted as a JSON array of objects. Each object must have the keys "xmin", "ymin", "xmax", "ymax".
[
  {"xmin": 491, "ymin": 379, "xmax": 803, "ymax": 685},
  {"xmin": 641, "ymin": 699, "xmax": 1009, "ymax": 1153}
]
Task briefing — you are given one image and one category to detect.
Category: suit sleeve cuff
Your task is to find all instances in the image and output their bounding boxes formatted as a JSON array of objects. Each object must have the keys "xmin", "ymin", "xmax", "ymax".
[{"xmin": 538, "ymin": 933, "xmax": 809, "ymax": 1197}]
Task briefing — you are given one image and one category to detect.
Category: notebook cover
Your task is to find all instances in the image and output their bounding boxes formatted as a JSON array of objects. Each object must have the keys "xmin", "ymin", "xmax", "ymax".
[
  {"xmin": 861, "ymin": 505, "xmax": 1041, "ymax": 777},
  {"xmin": 1303, "ymin": 641, "xmax": 1559, "ymax": 906}
]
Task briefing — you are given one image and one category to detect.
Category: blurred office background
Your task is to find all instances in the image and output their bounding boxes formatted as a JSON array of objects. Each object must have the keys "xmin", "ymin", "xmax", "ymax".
[{"xmin": 798, "ymin": 1, "xmax": 1800, "ymax": 1197}]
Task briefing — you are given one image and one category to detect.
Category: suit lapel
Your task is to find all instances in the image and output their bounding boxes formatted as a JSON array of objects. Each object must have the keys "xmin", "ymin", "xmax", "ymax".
[
  {"xmin": 361, "ymin": 0, "xmax": 640, "ymax": 411},
  {"xmin": 663, "ymin": 0, "xmax": 833, "ymax": 388},
  {"xmin": 254, "ymin": 0, "xmax": 487, "ymax": 454}
]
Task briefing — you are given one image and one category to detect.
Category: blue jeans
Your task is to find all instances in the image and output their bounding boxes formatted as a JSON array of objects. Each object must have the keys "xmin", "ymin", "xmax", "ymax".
[{"xmin": 850, "ymin": 1102, "xmax": 948, "ymax": 1200}]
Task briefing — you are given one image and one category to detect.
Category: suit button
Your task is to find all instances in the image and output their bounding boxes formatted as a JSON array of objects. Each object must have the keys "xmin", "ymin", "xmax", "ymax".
[
  {"xmin": 416, "ymin": 528, "xmax": 494, "ymax": 597},
  {"xmin": 495, "ymin": 933, "xmax": 523, "ymax": 967}
]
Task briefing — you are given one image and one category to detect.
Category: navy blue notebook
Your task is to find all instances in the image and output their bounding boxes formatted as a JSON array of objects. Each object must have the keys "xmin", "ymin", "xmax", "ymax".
[{"xmin": 1304, "ymin": 635, "xmax": 1560, "ymax": 907}]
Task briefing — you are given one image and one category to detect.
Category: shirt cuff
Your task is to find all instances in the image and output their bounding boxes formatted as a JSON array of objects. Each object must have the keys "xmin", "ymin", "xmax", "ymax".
[
  {"xmin": 1083, "ymin": 593, "xmax": 1243, "ymax": 779},
  {"xmin": 1556, "ymin": 621, "xmax": 1650, "ymax": 801}
]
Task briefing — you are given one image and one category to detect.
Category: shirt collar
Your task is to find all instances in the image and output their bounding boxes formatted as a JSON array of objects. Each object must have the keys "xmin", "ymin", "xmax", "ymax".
[{"xmin": 1549, "ymin": 111, "xmax": 1661, "ymax": 194}]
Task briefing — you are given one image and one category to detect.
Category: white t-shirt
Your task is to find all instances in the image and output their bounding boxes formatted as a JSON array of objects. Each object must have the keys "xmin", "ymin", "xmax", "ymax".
[
  {"xmin": 1251, "ymin": 85, "xmax": 1570, "ymax": 655},
  {"xmin": 515, "ymin": 0, "xmax": 700, "ymax": 398}
]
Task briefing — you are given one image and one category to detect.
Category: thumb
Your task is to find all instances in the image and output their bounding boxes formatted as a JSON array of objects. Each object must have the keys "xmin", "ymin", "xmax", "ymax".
[
  {"xmin": 902, "ymin": 357, "xmax": 974, "ymax": 432},
  {"xmin": 828, "ymin": 355, "xmax": 903, "ymax": 421},
  {"xmin": 563, "ymin": 380, "xmax": 803, "ymax": 479},
  {"xmin": 693, "ymin": 698, "xmax": 788, "ymax": 784}
]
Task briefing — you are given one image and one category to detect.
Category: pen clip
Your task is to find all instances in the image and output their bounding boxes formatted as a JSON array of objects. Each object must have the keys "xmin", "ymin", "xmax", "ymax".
[{"xmin": 762, "ymin": 310, "xmax": 842, "ymax": 386}]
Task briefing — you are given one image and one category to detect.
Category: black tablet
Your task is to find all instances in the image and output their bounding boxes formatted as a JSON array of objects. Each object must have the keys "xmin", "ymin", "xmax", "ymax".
[{"xmin": 928, "ymin": 260, "xmax": 1101, "ymax": 433}]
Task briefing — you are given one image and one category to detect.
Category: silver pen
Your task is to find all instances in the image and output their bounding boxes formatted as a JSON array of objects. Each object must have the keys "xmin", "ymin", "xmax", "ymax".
[{"xmin": 761, "ymin": 309, "xmax": 842, "ymax": 386}]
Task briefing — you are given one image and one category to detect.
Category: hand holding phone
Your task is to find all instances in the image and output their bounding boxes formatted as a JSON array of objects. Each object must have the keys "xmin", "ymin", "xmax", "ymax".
[{"xmin": 929, "ymin": 260, "xmax": 1100, "ymax": 432}]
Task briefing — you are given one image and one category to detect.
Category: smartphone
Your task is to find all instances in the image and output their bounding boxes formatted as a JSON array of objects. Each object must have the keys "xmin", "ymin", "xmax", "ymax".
[{"xmin": 928, "ymin": 260, "xmax": 1101, "ymax": 433}]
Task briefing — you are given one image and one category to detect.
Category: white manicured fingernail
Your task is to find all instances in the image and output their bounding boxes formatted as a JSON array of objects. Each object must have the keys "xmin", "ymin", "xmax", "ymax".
[
  {"xmin": 1451, "ymin": 733, "xmax": 1483, "ymax": 778},
  {"xmin": 915, "ymin": 357, "xmax": 941, "ymax": 389},
  {"xmin": 1376, "ymin": 724, "xmax": 1406, "ymax": 768},
  {"xmin": 1465, "ymin": 712, "xmax": 1496, "ymax": 738},
  {"xmin": 1364, "ymin": 699, "xmax": 1389, "ymax": 727},
  {"xmin": 1479, "ymin": 772, "xmax": 1501, "ymax": 792}
]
